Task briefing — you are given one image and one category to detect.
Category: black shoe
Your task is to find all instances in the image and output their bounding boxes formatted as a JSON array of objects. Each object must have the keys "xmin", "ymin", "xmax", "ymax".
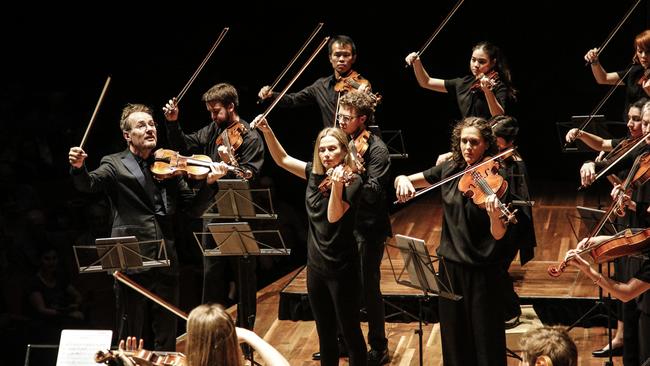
[
  {"xmin": 312, "ymin": 347, "xmax": 349, "ymax": 361},
  {"xmin": 592, "ymin": 345, "xmax": 623, "ymax": 357},
  {"xmin": 504, "ymin": 315, "xmax": 520, "ymax": 330},
  {"xmin": 368, "ymin": 348, "xmax": 390, "ymax": 366}
]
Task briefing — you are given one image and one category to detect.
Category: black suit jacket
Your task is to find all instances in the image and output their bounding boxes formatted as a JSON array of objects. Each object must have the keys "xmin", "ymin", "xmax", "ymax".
[{"xmin": 71, "ymin": 148, "xmax": 217, "ymax": 273}]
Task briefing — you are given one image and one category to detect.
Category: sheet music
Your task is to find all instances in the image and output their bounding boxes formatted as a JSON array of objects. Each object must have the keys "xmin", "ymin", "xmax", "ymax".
[{"xmin": 56, "ymin": 329, "xmax": 112, "ymax": 366}]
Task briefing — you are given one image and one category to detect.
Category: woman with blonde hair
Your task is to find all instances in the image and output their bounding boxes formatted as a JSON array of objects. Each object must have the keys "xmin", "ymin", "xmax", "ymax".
[{"xmin": 118, "ymin": 304, "xmax": 288, "ymax": 366}]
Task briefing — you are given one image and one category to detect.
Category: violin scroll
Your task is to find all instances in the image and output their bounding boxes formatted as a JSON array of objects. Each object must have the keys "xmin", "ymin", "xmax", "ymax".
[{"xmin": 334, "ymin": 71, "xmax": 383, "ymax": 107}]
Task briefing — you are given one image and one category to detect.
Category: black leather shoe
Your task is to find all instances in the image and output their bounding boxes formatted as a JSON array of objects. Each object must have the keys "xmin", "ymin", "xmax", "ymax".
[
  {"xmin": 312, "ymin": 347, "xmax": 349, "ymax": 360},
  {"xmin": 368, "ymin": 348, "xmax": 390, "ymax": 366},
  {"xmin": 592, "ymin": 345, "xmax": 623, "ymax": 357}
]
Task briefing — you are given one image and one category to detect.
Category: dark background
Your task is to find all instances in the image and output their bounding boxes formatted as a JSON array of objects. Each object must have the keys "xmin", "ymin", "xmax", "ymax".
[{"xmin": 1, "ymin": 1, "xmax": 649, "ymax": 364}]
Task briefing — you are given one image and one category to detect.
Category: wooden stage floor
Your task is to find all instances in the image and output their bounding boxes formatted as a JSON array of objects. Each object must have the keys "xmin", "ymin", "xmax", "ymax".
[{"xmin": 243, "ymin": 182, "xmax": 624, "ymax": 365}]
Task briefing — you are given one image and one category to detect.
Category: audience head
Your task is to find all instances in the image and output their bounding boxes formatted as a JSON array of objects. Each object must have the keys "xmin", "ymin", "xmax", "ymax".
[
  {"xmin": 519, "ymin": 326, "xmax": 577, "ymax": 366},
  {"xmin": 185, "ymin": 303, "xmax": 241, "ymax": 366}
]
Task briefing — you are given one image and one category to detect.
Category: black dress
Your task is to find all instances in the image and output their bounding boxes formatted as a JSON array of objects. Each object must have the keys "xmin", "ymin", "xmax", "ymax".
[
  {"xmin": 444, "ymin": 75, "xmax": 509, "ymax": 119},
  {"xmin": 422, "ymin": 160, "xmax": 514, "ymax": 366},
  {"xmin": 304, "ymin": 162, "xmax": 367, "ymax": 366}
]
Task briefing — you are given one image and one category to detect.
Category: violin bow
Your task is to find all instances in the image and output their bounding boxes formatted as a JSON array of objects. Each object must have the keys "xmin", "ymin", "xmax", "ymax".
[
  {"xmin": 113, "ymin": 271, "xmax": 188, "ymax": 320},
  {"xmin": 393, "ymin": 147, "xmax": 515, "ymax": 205},
  {"xmin": 176, "ymin": 27, "xmax": 229, "ymax": 103},
  {"xmin": 551, "ymin": 155, "xmax": 645, "ymax": 276},
  {"xmin": 564, "ymin": 65, "xmax": 634, "ymax": 149},
  {"xmin": 584, "ymin": 129, "xmax": 649, "ymax": 187},
  {"xmin": 259, "ymin": 22, "xmax": 324, "ymax": 103},
  {"xmin": 591, "ymin": 0, "xmax": 643, "ymax": 62},
  {"xmin": 80, "ymin": 76, "xmax": 111, "ymax": 150},
  {"xmin": 406, "ymin": 0, "xmax": 464, "ymax": 67},
  {"xmin": 251, "ymin": 36, "xmax": 330, "ymax": 129}
]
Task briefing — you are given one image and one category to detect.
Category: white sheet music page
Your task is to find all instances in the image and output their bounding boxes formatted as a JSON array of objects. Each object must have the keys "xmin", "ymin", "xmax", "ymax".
[{"xmin": 56, "ymin": 329, "xmax": 112, "ymax": 366}]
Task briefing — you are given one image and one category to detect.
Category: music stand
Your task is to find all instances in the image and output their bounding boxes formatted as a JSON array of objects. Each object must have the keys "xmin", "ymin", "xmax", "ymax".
[
  {"xmin": 375, "ymin": 127, "xmax": 408, "ymax": 159},
  {"xmin": 196, "ymin": 180, "xmax": 287, "ymax": 365},
  {"xmin": 73, "ymin": 236, "xmax": 169, "ymax": 274},
  {"xmin": 385, "ymin": 234, "xmax": 460, "ymax": 366},
  {"xmin": 202, "ymin": 179, "xmax": 278, "ymax": 219}
]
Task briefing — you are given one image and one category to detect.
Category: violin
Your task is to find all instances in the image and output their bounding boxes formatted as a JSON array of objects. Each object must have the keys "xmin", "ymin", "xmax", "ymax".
[
  {"xmin": 151, "ymin": 149, "xmax": 252, "ymax": 181},
  {"xmin": 470, "ymin": 70, "xmax": 500, "ymax": 93},
  {"xmin": 348, "ymin": 130, "xmax": 370, "ymax": 173},
  {"xmin": 215, "ymin": 121, "xmax": 247, "ymax": 166},
  {"xmin": 457, "ymin": 156, "xmax": 518, "ymax": 224},
  {"xmin": 215, "ymin": 122, "xmax": 247, "ymax": 152},
  {"xmin": 95, "ymin": 349, "xmax": 186, "ymax": 366},
  {"xmin": 318, "ymin": 165, "xmax": 357, "ymax": 197},
  {"xmin": 613, "ymin": 152, "xmax": 650, "ymax": 216},
  {"xmin": 548, "ymin": 228, "xmax": 650, "ymax": 278},
  {"xmin": 334, "ymin": 70, "xmax": 383, "ymax": 106}
]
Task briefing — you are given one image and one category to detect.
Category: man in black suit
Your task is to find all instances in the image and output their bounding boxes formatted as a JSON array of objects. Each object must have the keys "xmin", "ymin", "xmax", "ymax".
[{"xmin": 68, "ymin": 103, "xmax": 227, "ymax": 351}]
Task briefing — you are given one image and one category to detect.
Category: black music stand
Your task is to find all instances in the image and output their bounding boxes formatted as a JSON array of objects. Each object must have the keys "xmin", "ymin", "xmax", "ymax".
[
  {"xmin": 196, "ymin": 180, "xmax": 287, "ymax": 365},
  {"xmin": 372, "ymin": 126, "xmax": 408, "ymax": 160},
  {"xmin": 385, "ymin": 234, "xmax": 460, "ymax": 366},
  {"xmin": 73, "ymin": 236, "xmax": 169, "ymax": 346},
  {"xmin": 73, "ymin": 236, "xmax": 169, "ymax": 274}
]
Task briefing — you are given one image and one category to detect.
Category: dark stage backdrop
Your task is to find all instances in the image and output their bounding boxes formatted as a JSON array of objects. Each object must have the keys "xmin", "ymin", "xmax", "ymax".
[
  {"xmin": 3, "ymin": 1, "xmax": 649, "ymax": 188},
  {"xmin": 1, "ymin": 1, "xmax": 649, "ymax": 363}
]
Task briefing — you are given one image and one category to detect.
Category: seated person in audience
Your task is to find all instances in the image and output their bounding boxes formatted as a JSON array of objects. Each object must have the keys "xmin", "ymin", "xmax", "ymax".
[
  {"xmin": 519, "ymin": 326, "xmax": 577, "ymax": 366},
  {"xmin": 27, "ymin": 246, "xmax": 84, "ymax": 343}
]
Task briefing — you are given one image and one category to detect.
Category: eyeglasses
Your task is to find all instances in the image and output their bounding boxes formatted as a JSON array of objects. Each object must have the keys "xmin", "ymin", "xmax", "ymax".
[{"xmin": 336, "ymin": 114, "xmax": 358, "ymax": 123}]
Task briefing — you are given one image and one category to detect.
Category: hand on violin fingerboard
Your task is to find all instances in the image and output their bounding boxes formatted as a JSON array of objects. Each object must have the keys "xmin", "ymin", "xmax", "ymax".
[
  {"xmin": 207, "ymin": 162, "xmax": 229, "ymax": 184},
  {"xmin": 119, "ymin": 336, "xmax": 144, "ymax": 352},
  {"xmin": 68, "ymin": 147, "xmax": 87, "ymax": 169},
  {"xmin": 163, "ymin": 98, "xmax": 179, "ymax": 122},
  {"xmin": 217, "ymin": 145, "xmax": 232, "ymax": 164}
]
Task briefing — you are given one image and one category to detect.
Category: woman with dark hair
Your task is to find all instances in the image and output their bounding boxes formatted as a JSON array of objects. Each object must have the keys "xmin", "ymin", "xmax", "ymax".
[
  {"xmin": 405, "ymin": 41, "xmax": 517, "ymax": 119},
  {"xmin": 254, "ymin": 114, "xmax": 367, "ymax": 366},
  {"xmin": 395, "ymin": 117, "xmax": 517, "ymax": 366}
]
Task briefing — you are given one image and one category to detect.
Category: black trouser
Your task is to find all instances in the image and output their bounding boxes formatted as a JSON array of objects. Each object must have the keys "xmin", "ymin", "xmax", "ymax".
[
  {"xmin": 639, "ymin": 311, "xmax": 650, "ymax": 364},
  {"xmin": 500, "ymin": 244, "xmax": 521, "ymax": 321},
  {"xmin": 438, "ymin": 260, "xmax": 506, "ymax": 366},
  {"xmin": 307, "ymin": 266, "xmax": 367, "ymax": 366},
  {"xmin": 115, "ymin": 268, "xmax": 179, "ymax": 351},
  {"xmin": 356, "ymin": 232, "xmax": 388, "ymax": 351}
]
